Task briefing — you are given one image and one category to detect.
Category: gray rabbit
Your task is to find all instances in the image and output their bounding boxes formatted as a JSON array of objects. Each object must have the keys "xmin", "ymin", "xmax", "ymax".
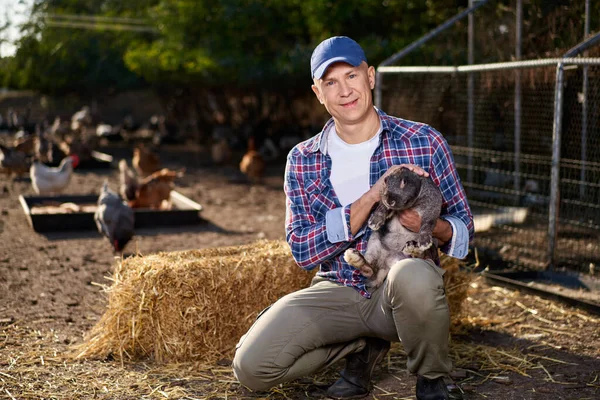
[{"xmin": 344, "ymin": 167, "xmax": 442, "ymax": 289}]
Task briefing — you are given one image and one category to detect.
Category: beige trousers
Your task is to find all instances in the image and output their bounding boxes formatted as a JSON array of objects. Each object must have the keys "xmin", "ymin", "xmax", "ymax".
[{"xmin": 232, "ymin": 258, "xmax": 452, "ymax": 391}]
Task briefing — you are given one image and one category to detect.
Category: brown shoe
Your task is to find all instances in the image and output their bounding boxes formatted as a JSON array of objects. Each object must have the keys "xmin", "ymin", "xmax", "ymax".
[{"xmin": 326, "ymin": 337, "xmax": 391, "ymax": 399}]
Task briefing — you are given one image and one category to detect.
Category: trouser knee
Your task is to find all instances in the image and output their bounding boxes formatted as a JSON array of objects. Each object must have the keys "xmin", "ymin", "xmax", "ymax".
[
  {"xmin": 386, "ymin": 260, "xmax": 446, "ymax": 318},
  {"xmin": 232, "ymin": 349, "xmax": 278, "ymax": 392}
]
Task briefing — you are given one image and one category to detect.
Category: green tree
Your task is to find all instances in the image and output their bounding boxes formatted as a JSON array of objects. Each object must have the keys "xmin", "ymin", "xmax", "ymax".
[{"xmin": 1, "ymin": 0, "xmax": 597, "ymax": 134}]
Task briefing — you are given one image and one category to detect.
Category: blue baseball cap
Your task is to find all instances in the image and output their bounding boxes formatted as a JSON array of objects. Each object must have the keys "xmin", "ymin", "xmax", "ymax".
[{"xmin": 310, "ymin": 36, "xmax": 367, "ymax": 79}]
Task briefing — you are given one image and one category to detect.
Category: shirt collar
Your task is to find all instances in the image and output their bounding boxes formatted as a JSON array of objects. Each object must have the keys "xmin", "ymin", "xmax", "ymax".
[{"xmin": 308, "ymin": 107, "xmax": 391, "ymax": 154}]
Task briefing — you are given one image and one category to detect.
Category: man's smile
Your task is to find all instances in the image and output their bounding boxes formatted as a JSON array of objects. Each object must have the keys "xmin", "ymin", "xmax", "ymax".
[{"xmin": 342, "ymin": 99, "xmax": 358, "ymax": 108}]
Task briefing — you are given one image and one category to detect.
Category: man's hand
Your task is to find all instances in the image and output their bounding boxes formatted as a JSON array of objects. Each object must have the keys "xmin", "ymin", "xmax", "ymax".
[
  {"xmin": 397, "ymin": 209, "xmax": 421, "ymax": 232},
  {"xmin": 366, "ymin": 164, "xmax": 429, "ymax": 203},
  {"xmin": 398, "ymin": 212, "xmax": 452, "ymax": 244}
]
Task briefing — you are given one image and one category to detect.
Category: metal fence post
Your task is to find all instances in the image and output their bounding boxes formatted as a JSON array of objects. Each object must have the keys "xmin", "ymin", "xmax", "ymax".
[
  {"xmin": 548, "ymin": 62, "xmax": 565, "ymax": 270},
  {"xmin": 467, "ymin": 0, "xmax": 475, "ymax": 184},
  {"xmin": 514, "ymin": 0, "xmax": 522, "ymax": 201},
  {"xmin": 580, "ymin": 0, "xmax": 590, "ymax": 200}
]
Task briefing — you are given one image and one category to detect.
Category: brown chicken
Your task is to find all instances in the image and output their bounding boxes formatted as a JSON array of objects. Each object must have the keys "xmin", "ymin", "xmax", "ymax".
[
  {"xmin": 14, "ymin": 135, "xmax": 36, "ymax": 155},
  {"xmin": 128, "ymin": 168, "xmax": 184, "ymax": 209},
  {"xmin": 239, "ymin": 137, "xmax": 265, "ymax": 184},
  {"xmin": 0, "ymin": 144, "xmax": 30, "ymax": 177},
  {"xmin": 132, "ymin": 145, "xmax": 161, "ymax": 177}
]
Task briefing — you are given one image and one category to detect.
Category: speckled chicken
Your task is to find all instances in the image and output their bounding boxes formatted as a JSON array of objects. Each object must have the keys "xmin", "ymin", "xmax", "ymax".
[
  {"xmin": 94, "ymin": 181, "xmax": 135, "ymax": 253},
  {"xmin": 34, "ymin": 127, "xmax": 54, "ymax": 164},
  {"xmin": 118, "ymin": 159, "xmax": 138, "ymax": 202}
]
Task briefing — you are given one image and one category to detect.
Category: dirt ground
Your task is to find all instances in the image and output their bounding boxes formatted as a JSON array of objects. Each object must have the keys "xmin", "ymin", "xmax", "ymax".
[{"xmin": 1, "ymin": 143, "xmax": 599, "ymax": 400}]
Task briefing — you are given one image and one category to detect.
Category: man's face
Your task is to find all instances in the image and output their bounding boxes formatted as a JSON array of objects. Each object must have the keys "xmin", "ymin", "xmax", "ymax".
[{"xmin": 311, "ymin": 61, "xmax": 375, "ymax": 126}]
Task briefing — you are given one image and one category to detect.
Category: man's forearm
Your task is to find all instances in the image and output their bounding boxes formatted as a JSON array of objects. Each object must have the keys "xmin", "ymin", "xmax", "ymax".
[
  {"xmin": 350, "ymin": 192, "xmax": 378, "ymax": 235},
  {"xmin": 433, "ymin": 218, "xmax": 452, "ymax": 244}
]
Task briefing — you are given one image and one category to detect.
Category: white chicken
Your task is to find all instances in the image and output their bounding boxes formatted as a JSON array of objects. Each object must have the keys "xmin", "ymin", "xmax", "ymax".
[
  {"xmin": 30, "ymin": 155, "xmax": 79, "ymax": 195},
  {"xmin": 71, "ymin": 106, "xmax": 92, "ymax": 132},
  {"xmin": 94, "ymin": 181, "xmax": 135, "ymax": 253}
]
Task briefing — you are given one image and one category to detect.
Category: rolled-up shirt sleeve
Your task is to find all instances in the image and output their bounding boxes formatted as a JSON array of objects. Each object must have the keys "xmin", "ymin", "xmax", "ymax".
[
  {"xmin": 440, "ymin": 215, "xmax": 469, "ymax": 259},
  {"xmin": 325, "ymin": 207, "xmax": 348, "ymax": 242},
  {"xmin": 325, "ymin": 205, "xmax": 367, "ymax": 243},
  {"xmin": 326, "ymin": 204, "xmax": 366, "ymax": 243}
]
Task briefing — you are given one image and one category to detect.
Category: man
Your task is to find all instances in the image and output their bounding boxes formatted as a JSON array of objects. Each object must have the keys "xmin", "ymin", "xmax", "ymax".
[{"xmin": 233, "ymin": 36, "xmax": 473, "ymax": 400}]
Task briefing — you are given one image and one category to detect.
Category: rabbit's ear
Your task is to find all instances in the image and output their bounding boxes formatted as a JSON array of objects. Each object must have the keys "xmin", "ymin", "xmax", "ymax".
[{"xmin": 368, "ymin": 203, "xmax": 390, "ymax": 230}]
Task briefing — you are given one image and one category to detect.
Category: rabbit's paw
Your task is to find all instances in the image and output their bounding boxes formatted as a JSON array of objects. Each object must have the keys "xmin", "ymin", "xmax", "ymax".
[{"xmin": 402, "ymin": 240, "xmax": 432, "ymax": 258}]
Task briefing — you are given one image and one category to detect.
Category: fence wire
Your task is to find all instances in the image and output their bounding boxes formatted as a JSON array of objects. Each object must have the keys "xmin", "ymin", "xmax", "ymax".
[{"xmin": 380, "ymin": 64, "xmax": 600, "ymax": 273}]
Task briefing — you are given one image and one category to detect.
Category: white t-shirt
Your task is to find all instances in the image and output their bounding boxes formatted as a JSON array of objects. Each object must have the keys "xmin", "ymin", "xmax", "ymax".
[{"xmin": 327, "ymin": 125, "xmax": 381, "ymax": 206}]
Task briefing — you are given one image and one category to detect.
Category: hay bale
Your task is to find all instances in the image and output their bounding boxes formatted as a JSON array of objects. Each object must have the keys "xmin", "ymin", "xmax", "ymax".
[
  {"xmin": 75, "ymin": 240, "xmax": 314, "ymax": 364},
  {"xmin": 74, "ymin": 240, "xmax": 472, "ymax": 364},
  {"xmin": 440, "ymin": 253, "xmax": 473, "ymax": 318}
]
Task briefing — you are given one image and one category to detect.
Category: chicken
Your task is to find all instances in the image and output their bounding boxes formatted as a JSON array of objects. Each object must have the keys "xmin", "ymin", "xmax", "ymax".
[
  {"xmin": 58, "ymin": 135, "xmax": 95, "ymax": 162},
  {"xmin": 34, "ymin": 128, "xmax": 54, "ymax": 164},
  {"xmin": 239, "ymin": 136, "xmax": 265, "ymax": 184},
  {"xmin": 14, "ymin": 135, "xmax": 36, "ymax": 155},
  {"xmin": 132, "ymin": 145, "xmax": 161, "ymax": 177},
  {"xmin": 211, "ymin": 137, "xmax": 232, "ymax": 165},
  {"xmin": 94, "ymin": 181, "xmax": 135, "ymax": 253},
  {"xmin": 30, "ymin": 155, "xmax": 79, "ymax": 195},
  {"xmin": 128, "ymin": 168, "xmax": 183, "ymax": 209},
  {"xmin": 0, "ymin": 144, "xmax": 30, "ymax": 177},
  {"xmin": 118, "ymin": 159, "xmax": 139, "ymax": 202},
  {"xmin": 49, "ymin": 117, "xmax": 71, "ymax": 141},
  {"xmin": 70, "ymin": 106, "xmax": 93, "ymax": 132}
]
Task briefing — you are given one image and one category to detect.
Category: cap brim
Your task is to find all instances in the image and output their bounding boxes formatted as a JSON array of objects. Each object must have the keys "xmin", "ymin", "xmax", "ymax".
[{"xmin": 313, "ymin": 56, "xmax": 364, "ymax": 79}]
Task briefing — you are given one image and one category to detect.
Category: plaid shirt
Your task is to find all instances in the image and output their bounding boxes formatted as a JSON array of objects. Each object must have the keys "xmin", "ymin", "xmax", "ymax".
[{"xmin": 284, "ymin": 108, "xmax": 474, "ymax": 298}]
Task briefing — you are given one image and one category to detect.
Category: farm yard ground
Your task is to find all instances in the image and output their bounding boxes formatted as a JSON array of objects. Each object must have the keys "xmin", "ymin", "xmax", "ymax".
[{"xmin": 0, "ymin": 143, "xmax": 599, "ymax": 400}]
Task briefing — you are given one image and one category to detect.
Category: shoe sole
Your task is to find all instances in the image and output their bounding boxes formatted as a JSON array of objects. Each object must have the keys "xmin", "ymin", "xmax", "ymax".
[{"xmin": 327, "ymin": 393, "xmax": 370, "ymax": 400}]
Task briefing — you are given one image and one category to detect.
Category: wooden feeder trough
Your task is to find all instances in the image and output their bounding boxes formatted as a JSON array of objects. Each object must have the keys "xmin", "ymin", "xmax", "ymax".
[{"xmin": 19, "ymin": 191, "xmax": 203, "ymax": 233}]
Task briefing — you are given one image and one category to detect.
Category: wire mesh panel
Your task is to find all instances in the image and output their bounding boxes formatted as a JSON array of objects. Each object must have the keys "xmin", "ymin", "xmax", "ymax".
[
  {"xmin": 556, "ymin": 65, "xmax": 600, "ymax": 272},
  {"xmin": 380, "ymin": 63, "xmax": 600, "ymax": 273}
]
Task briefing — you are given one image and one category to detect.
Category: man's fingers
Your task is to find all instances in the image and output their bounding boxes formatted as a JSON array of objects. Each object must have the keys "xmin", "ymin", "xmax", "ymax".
[{"xmin": 399, "ymin": 163, "xmax": 429, "ymax": 177}]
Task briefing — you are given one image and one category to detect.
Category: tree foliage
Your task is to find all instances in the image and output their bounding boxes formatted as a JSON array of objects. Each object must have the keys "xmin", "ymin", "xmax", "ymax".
[
  {"xmin": 0, "ymin": 0, "xmax": 474, "ymax": 93},
  {"xmin": 0, "ymin": 0, "xmax": 597, "ymax": 129}
]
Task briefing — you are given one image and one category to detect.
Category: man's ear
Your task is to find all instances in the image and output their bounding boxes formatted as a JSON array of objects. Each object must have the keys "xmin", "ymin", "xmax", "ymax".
[
  {"xmin": 368, "ymin": 66, "xmax": 375, "ymax": 90},
  {"xmin": 311, "ymin": 84, "xmax": 324, "ymax": 104}
]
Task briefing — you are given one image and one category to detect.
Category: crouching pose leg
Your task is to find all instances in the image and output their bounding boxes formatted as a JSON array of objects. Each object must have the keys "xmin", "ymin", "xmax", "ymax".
[{"xmin": 233, "ymin": 258, "xmax": 453, "ymax": 399}]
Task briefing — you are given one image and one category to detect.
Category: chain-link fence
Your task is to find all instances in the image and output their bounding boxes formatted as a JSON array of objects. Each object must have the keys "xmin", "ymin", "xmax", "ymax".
[{"xmin": 379, "ymin": 60, "xmax": 600, "ymax": 273}]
